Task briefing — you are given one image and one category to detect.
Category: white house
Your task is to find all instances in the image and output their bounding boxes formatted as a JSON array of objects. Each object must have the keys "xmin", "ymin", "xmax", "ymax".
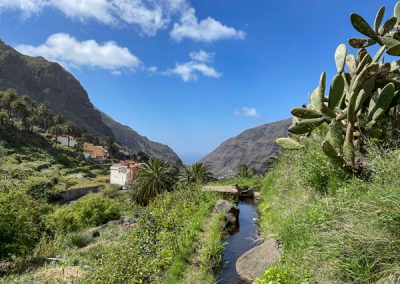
[
  {"xmin": 57, "ymin": 135, "xmax": 77, "ymax": 148},
  {"xmin": 110, "ymin": 164, "xmax": 130, "ymax": 187}
]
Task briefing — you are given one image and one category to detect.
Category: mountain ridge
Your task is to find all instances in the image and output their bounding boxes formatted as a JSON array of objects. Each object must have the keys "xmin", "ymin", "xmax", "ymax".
[
  {"xmin": 0, "ymin": 39, "xmax": 180, "ymax": 163},
  {"xmin": 200, "ymin": 119, "xmax": 291, "ymax": 177}
]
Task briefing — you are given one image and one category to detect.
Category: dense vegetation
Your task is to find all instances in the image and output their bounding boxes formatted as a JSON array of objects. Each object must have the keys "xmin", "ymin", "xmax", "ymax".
[
  {"xmin": 255, "ymin": 137, "xmax": 400, "ymax": 283},
  {"xmin": 256, "ymin": 2, "xmax": 400, "ymax": 283},
  {"xmin": 0, "ymin": 96, "xmax": 221, "ymax": 283}
]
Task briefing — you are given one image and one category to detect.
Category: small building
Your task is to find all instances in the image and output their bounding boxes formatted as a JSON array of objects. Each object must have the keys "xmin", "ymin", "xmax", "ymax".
[
  {"xmin": 110, "ymin": 164, "xmax": 130, "ymax": 187},
  {"xmin": 83, "ymin": 143, "xmax": 108, "ymax": 160},
  {"xmin": 110, "ymin": 161, "xmax": 140, "ymax": 187},
  {"xmin": 57, "ymin": 135, "xmax": 77, "ymax": 148}
]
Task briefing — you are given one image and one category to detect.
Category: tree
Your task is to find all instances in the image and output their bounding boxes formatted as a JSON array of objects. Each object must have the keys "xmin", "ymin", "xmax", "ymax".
[
  {"xmin": 132, "ymin": 151, "xmax": 150, "ymax": 163},
  {"xmin": 48, "ymin": 125, "xmax": 64, "ymax": 141},
  {"xmin": 235, "ymin": 164, "xmax": 255, "ymax": 178},
  {"xmin": 0, "ymin": 89, "xmax": 17, "ymax": 118},
  {"xmin": 11, "ymin": 96, "xmax": 29, "ymax": 127},
  {"xmin": 129, "ymin": 158, "xmax": 178, "ymax": 205},
  {"xmin": 179, "ymin": 162, "xmax": 215, "ymax": 185},
  {"xmin": 106, "ymin": 136, "xmax": 118, "ymax": 156},
  {"xmin": 37, "ymin": 101, "xmax": 52, "ymax": 130},
  {"xmin": 0, "ymin": 111, "xmax": 7, "ymax": 126}
]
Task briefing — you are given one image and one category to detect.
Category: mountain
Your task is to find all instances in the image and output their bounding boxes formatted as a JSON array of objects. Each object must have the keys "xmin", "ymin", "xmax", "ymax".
[
  {"xmin": 200, "ymin": 119, "xmax": 292, "ymax": 177},
  {"xmin": 99, "ymin": 111, "xmax": 181, "ymax": 163},
  {"xmin": 0, "ymin": 39, "xmax": 180, "ymax": 162}
]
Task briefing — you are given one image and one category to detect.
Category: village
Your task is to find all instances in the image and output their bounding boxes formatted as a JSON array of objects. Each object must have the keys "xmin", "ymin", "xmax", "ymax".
[{"xmin": 56, "ymin": 134, "xmax": 140, "ymax": 189}]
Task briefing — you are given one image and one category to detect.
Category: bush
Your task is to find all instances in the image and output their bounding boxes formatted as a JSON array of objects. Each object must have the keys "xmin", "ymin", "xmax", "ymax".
[
  {"xmin": 0, "ymin": 189, "xmax": 43, "ymax": 258},
  {"xmin": 258, "ymin": 143, "xmax": 400, "ymax": 283},
  {"xmin": 23, "ymin": 176, "xmax": 55, "ymax": 201},
  {"xmin": 68, "ymin": 232, "xmax": 92, "ymax": 248},
  {"xmin": 46, "ymin": 194, "xmax": 121, "ymax": 233},
  {"xmin": 83, "ymin": 188, "xmax": 219, "ymax": 283}
]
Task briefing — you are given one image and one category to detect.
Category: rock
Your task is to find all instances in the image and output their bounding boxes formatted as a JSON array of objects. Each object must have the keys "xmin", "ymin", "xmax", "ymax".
[
  {"xmin": 121, "ymin": 216, "xmax": 136, "ymax": 226},
  {"xmin": 236, "ymin": 239, "xmax": 281, "ymax": 284},
  {"xmin": 85, "ymin": 228, "xmax": 100, "ymax": 239},
  {"xmin": 200, "ymin": 119, "xmax": 292, "ymax": 177},
  {"xmin": 239, "ymin": 188, "xmax": 254, "ymax": 198},
  {"xmin": 102, "ymin": 219, "xmax": 123, "ymax": 228},
  {"xmin": 214, "ymin": 199, "xmax": 240, "ymax": 232},
  {"xmin": 0, "ymin": 261, "xmax": 14, "ymax": 274}
]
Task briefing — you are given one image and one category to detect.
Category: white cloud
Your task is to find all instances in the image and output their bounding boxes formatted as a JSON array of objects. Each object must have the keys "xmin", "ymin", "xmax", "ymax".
[
  {"xmin": 0, "ymin": 0, "xmax": 245, "ymax": 41},
  {"xmin": 0, "ymin": 0, "xmax": 46, "ymax": 16},
  {"xmin": 170, "ymin": 62, "xmax": 221, "ymax": 82},
  {"xmin": 166, "ymin": 50, "xmax": 221, "ymax": 82},
  {"xmin": 170, "ymin": 8, "xmax": 245, "ymax": 42},
  {"xmin": 49, "ymin": 0, "xmax": 115, "ymax": 25},
  {"xmin": 234, "ymin": 107, "xmax": 262, "ymax": 119},
  {"xmin": 15, "ymin": 33, "xmax": 140, "ymax": 72},
  {"xmin": 189, "ymin": 50, "xmax": 214, "ymax": 63}
]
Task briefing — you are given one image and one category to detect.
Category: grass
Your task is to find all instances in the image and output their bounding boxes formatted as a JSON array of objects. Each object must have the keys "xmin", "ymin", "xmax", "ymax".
[
  {"xmin": 78, "ymin": 187, "xmax": 219, "ymax": 283},
  {"xmin": 256, "ymin": 139, "xmax": 400, "ymax": 283},
  {"xmin": 174, "ymin": 212, "xmax": 225, "ymax": 284}
]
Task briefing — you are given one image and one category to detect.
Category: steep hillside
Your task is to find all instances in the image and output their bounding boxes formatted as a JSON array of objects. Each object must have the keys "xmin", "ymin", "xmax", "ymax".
[
  {"xmin": 99, "ymin": 111, "xmax": 181, "ymax": 163},
  {"xmin": 0, "ymin": 40, "xmax": 112, "ymax": 137},
  {"xmin": 0, "ymin": 39, "xmax": 180, "ymax": 162},
  {"xmin": 200, "ymin": 119, "xmax": 291, "ymax": 177}
]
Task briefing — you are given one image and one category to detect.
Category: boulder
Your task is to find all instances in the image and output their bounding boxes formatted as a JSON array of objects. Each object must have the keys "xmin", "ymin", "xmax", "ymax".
[
  {"xmin": 121, "ymin": 216, "xmax": 136, "ymax": 226},
  {"xmin": 236, "ymin": 239, "xmax": 281, "ymax": 284},
  {"xmin": 213, "ymin": 199, "xmax": 240, "ymax": 232},
  {"xmin": 85, "ymin": 228, "xmax": 100, "ymax": 239}
]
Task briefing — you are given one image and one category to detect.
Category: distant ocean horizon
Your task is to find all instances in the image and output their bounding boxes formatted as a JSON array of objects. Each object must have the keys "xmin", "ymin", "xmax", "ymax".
[{"xmin": 180, "ymin": 153, "xmax": 204, "ymax": 165}]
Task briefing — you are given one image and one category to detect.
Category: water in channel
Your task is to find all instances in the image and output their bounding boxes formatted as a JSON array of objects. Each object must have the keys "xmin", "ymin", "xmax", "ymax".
[{"xmin": 216, "ymin": 199, "xmax": 260, "ymax": 284}]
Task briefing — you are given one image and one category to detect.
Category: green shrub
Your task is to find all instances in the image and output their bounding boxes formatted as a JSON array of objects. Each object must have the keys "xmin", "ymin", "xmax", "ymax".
[
  {"xmin": 101, "ymin": 185, "xmax": 120, "ymax": 199},
  {"xmin": 68, "ymin": 232, "xmax": 92, "ymax": 248},
  {"xmin": 254, "ymin": 267, "xmax": 290, "ymax": 284},
  {"xmin": 258, "ymin": 143, "xmax": 400, "ymax": 283},
  {"xmin": 46, "ymin": 194, "xmax": 121, "ymax": 233},
  {"xmin": 23, "ymin": 176, "xmax": 55, "ymax": 201},
  {"xmin": 0, "ymin": 189, "xmax": 42, "ymax": 258},
  {"xmin": 83, "ymin": 188, "xmax": 218, "ymax": 283}
]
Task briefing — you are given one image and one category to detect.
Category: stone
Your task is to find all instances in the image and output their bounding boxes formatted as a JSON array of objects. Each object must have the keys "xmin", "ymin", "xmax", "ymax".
[
  {"xmin": 213, "ymin": 199, "xmax": 240, "ymax": 232},
  {"xmin": 85, "ymin": 228, "xmax": 100, "ymax": 239},
  {"xmin": 121, "ymin": 216, "xmax": 136, "ymax": 226},
  {"xmin": 236, "ymin": 239, "xmax": 281, "ymax": 284}
]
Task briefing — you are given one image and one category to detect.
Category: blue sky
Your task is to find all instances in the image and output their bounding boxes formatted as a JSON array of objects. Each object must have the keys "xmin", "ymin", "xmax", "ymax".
[{"xmin": 0, "ymin": 0, "xmax": 396, "ymax": 163}]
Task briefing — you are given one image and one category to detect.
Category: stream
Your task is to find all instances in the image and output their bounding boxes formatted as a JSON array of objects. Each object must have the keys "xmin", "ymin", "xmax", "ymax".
[{"xmin": 216, "ymin": 199, "xmax": 260, "ymax": 284}]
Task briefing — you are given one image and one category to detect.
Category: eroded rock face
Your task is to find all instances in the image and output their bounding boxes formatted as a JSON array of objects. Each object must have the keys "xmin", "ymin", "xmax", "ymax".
[
  {"xmin": 214, "ymin": 199, "xmax": 240, "ymax": 232},
  {"xmin": 200, "ymin": 119, "xmax": 292, "ymax": 178},
  {"xmin": 236, "ymin": 239, "xmax": 281, "ymax": 284}
]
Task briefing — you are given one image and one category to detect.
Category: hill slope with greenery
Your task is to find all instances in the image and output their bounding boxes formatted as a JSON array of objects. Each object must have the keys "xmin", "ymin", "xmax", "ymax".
[{"xmin": 0, "ymin": 40, "xmax": 181, "ymax": 162}]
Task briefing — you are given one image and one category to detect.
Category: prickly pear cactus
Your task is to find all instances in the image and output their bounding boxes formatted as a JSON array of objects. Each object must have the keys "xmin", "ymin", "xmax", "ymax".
[{"xmin": 277, "ymin": 1, "xmax": 400, "ymax": 172}]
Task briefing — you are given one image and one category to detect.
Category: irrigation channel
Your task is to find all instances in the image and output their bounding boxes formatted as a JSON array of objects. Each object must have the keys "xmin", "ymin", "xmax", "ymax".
[{"xmin": 216, "ymin": 199, "xmax": 260, "ymax": 283}]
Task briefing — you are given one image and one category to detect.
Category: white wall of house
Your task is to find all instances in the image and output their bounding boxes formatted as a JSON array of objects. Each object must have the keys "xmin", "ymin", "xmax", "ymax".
[
  {"xmin": 110, "ymin": 165, "xmax": 129, "ymax": 186},
  {"xmin": 57, "ymin": 136, "xmax": 76, "ymax": 148}
]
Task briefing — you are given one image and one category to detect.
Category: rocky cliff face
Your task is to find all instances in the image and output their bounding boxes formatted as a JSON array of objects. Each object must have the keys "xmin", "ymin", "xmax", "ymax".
[
  {"xmin": 200, "ymin": 119, "xmax": 291, "ymax": 177},
  {"xmin": 0, "ymin": 40, "xmax": 180, "ymax": 163},
  {"xmin": 0, "ymin": 40, "xmax": 112, "ymax": 137}
]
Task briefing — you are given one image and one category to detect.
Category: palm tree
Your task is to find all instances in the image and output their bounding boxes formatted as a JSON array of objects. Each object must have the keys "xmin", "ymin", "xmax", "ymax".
[
  {"xmin": 11, "ymin": 96, "xmax": 29, "ymax": 122},
  {"xmin": 0, "ymin": 111, "xmax": 7, "ymax": 126},
  {"xmin": 129, "ymin": 158, "xmax": 178, "ymax": 205},
  {"xmin": 48, "ymin": 125, "xmax": 63, "ymax": 141},
  {"xmin": 0, "ymin": 89, "xmax": 17, "ymax": 118},
  {"xmin": 37, "ymin": 101, "xmax": 52, "ymax": 130},
  {"xmin": 235, "ymin": 164, "xmax": 255, "ymax": 178},
  {"xmin": 179, "ymin": 162, "xmax": 215, "ymax": 185}
]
